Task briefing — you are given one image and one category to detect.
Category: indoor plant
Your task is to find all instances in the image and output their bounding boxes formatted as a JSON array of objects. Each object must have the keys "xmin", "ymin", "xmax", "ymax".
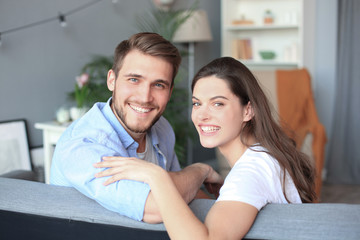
[
  {"xmin": 68, "ymin": 55, "xmax": 113, "ymax": 120},
  {"xmin": 69, "ymin": 73, "xmax": 90, "ymax": 120}
]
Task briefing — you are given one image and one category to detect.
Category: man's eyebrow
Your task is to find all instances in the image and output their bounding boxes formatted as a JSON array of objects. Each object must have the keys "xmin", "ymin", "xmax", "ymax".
[
  {"xmin": 154, "ymin": 79, "xmax": 171, "ymax": 87},
  {"xmin": 124, "ymin": 73, "xmax": 143, "ymax": 78},
  {"xmin": 124, "ymin": 73, "xmax": 171, "ymax": 87}
]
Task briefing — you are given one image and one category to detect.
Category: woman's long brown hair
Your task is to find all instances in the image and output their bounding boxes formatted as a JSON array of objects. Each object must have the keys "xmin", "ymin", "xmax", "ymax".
[{"xmin": 192, "ymin": 57, "xmax": 316, "ymax": 203}]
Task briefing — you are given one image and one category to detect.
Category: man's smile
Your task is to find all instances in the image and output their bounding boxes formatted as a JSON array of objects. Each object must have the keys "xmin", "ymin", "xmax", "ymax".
[{"xmin": 129, "ymin": 103, "xmax": 152, "ymax": 113}]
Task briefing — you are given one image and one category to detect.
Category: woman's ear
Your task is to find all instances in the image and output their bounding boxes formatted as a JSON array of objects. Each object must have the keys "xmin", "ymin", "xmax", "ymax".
[
  {"xmin": 107, "ymin": 69, "xmax": 116, "ymax": 91},
  {"xmin": 243, "ymin": 101, "xmax": 255, "ymax": 122}
]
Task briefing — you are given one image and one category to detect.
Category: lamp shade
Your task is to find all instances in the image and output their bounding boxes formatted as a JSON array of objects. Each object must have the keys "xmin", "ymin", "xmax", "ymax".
[{"xmin": 173, "ymin": 10, "xmax": 212, "ymax": 43}]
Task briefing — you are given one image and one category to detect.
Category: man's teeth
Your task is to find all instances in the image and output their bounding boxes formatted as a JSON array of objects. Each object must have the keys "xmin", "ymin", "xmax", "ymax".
[
  {"xmin": 201, "ymin": 126, "xmax": 220, "ymax": 132},
  {"xmin": 131, "ymin": 105, "xmax": 151, "ymax": 113}
]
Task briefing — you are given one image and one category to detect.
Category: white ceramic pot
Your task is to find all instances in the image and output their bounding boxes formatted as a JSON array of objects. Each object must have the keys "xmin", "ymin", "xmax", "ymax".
[
  {"xmin": 70, "ymin": 107, "xmax": 88, "ymax": 121},
  {"xmin": 56, "ymin": 107, "xmax": 70, "ymax": 124}
]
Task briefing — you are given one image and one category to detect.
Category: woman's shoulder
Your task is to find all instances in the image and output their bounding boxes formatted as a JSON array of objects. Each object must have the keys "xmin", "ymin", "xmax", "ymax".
[{"xmin": 234, "ymin": 145, "xmax": 280, "ymax": 171}]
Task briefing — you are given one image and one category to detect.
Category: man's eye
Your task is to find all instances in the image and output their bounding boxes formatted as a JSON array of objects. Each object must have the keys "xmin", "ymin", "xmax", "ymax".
[
  {"xmin": 129, "ymin": 78, "xmax": 138, "ymax": 82},
  {"xmin": 155, "ymin": 83, "xmax": 165, "ymax": 88}
]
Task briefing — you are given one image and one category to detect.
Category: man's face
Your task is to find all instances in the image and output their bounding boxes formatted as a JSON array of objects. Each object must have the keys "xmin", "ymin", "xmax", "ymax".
[{"xmin": 107, "ymin": 50, "xmax": 173, "ymax": 137}]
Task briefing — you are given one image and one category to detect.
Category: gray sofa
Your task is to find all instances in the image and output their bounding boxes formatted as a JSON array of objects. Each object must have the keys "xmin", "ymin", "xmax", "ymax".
[{"xmin": 1, "ymin": 177, "xmax": 359, "ymax": 240}]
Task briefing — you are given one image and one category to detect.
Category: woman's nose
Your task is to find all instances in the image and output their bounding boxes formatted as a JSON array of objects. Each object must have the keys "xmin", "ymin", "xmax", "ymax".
[{"xmin": 192, "ymin": 105, "xmax": 210, "ymax": 122}]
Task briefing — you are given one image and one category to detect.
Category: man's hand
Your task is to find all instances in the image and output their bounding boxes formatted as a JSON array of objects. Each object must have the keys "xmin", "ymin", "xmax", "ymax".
[
  {"xmin": 203, "ymin": 166, "xmax": 224, "ymax": 198},
  {"xmin": 204, "ymin": 182, "xmax": 223, "ymax": 199}
]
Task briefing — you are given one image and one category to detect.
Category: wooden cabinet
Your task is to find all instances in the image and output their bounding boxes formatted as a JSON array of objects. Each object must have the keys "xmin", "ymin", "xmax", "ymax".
[{"xmin": 221, "ymin": 0, "xmax": 303, "ymax": 69}]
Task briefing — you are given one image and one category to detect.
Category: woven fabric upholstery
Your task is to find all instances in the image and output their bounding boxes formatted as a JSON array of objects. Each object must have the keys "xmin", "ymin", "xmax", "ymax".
[{"xmin": 1, "ymin": 177, "xmax": 359, "ymax": 240}]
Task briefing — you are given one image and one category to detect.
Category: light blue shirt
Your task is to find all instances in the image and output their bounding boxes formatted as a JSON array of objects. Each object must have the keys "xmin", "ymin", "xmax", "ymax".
[{"xmin": 50, "ymin": 98, "xmax": 181, "ymax": 221}]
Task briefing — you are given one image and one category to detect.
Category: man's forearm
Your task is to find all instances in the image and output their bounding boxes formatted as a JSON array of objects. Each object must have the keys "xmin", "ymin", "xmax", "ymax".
[
  {"xmin": 168, "ymin": 163, "xmax": 211, "ymax": 203},
  {"xmin": 142, "ymin": 163, "xmax": 211, "ymax": 223}
]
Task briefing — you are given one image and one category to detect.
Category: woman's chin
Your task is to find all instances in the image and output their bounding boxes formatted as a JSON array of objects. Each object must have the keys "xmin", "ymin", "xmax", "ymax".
[{"xmin": 199, "ymin": 140, "xmax": 218, "ymax": 149}]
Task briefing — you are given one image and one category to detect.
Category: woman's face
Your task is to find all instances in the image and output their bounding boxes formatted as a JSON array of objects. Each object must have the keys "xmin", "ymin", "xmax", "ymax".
[{"xmin": 191, "ymin": 76, "xmax": 248, "ymax": 149}]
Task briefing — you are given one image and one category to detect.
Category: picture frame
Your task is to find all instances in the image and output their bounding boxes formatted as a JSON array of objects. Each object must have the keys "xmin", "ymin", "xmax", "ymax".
[{"xmin": 0, "ymin": 119, "xmax": 32, "ymax": 175}]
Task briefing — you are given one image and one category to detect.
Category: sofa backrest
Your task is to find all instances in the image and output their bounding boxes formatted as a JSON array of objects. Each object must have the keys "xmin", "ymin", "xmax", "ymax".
[{"xmin": 1, "ymin": 177, "xmax": 360, "ymax": 239}]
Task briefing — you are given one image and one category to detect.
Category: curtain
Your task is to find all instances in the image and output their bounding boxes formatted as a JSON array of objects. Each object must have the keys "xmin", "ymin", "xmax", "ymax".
[{"xmin": 326, "ymin": 0, "xmax": 360, "ymax": 184}]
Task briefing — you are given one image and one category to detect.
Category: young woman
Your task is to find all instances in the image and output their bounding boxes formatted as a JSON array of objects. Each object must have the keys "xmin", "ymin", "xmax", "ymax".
[{"xmin": 94, "ymin": 57, "xmax": 316, "ymax": 239}]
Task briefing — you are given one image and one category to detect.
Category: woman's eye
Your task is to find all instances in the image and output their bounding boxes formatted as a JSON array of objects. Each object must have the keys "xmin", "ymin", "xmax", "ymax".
[
  {"xmin": 129, "ymin": 78, "xmax": 138, "ymax": 82},
  {"xmin": 214, "ymin": 102, "xmax": 224, "ymax": 107},
  {"xmin": 192, "ymin": 102, "xmax": 200, "ymax": 107}
]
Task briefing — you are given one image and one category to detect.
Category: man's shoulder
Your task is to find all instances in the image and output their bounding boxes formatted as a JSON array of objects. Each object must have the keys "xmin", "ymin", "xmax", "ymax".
[
  {"xmin": 152, "ymin": 116, "xmax": 174, "ymax": 138},
  {"xmin": 60, "ymin": 102, "xmax": 116, "ymax": 143},
  {"xmin": 153, "ymin": 116, "xmax": 172, "ymax": 130}
]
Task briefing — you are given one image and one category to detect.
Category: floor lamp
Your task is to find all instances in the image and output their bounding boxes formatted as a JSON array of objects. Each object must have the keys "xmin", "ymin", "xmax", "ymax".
[{"xmin": 173, "ymin": 9, "xmax": 212, "ymax": 165}]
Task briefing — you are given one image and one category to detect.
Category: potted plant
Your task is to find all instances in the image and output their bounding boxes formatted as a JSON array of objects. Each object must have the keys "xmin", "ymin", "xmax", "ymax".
[{"xmin": 68, "ymin": 55, "xmax": 113, "ymax": 121}]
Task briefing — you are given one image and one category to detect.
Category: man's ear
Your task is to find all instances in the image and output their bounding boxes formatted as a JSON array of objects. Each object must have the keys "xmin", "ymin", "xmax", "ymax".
[
  {"xmin": 243, "ymin": 101, "xmax": 255, "ymax": 122},
  {"xmin": 107, "ymin": 69, "xmax": 116, "ymax": 91}
]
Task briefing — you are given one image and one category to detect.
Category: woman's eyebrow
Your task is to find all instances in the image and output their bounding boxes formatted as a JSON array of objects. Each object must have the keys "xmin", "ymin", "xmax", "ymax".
[
  {"xmin": 192, "ymin": 95, "xmax": 229, "ymax": 101},
  {"xmin": 192, "ymin": 96, "xmax": 199, "ymax": 101},
  {"xmin": 210, "ymin": 96, "xmax": 229, "ymax": 101}
]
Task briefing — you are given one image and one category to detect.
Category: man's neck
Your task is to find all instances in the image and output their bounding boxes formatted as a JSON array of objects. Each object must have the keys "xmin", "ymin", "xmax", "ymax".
[
  {"xmin": 134, "ymin": 134, "xmax": 147, "ymax": 153},
  {"xmin": 110, "ymin": 100, "xmax": 147, "ymax": 153}
]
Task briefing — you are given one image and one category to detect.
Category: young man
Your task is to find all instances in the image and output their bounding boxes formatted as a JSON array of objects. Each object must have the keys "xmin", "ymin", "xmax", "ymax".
[{"xmin": 50, "ymin": 33, "xmax": 215, "ymax": 223}]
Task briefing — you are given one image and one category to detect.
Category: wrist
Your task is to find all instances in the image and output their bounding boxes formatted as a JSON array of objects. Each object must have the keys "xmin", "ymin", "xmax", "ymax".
[
  {"xmin": 148, "ymin": 166, "xmax": 169, "ymax": 188},
  {"xmin": 192, "ymin": 163, "xmax": 212, "ymax": 180}
]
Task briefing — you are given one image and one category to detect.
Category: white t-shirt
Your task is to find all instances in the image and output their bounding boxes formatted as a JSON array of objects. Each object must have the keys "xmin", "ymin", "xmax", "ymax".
[
  {"xmin": 137, "ymin": 134, "xmax": 159, "ymax": 165},
  {"xmin": 217, "ymin": 145, "xmax": 301, "ymax": 210}
]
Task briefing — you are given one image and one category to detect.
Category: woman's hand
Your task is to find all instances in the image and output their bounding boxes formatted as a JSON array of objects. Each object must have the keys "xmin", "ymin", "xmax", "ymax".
[{"xmin": 93, "ymin": 156, "xmax": 163, "ymax": 186}]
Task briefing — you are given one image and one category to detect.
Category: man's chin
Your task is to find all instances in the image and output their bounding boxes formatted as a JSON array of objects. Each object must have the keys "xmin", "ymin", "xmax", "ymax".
[
  {"xmin": 128, "ymin": 127, "xmax": 149, "ymax": 134},
  {"xmin": 126, "ymin": 123, "xmax": 152, "ymax": 134}
]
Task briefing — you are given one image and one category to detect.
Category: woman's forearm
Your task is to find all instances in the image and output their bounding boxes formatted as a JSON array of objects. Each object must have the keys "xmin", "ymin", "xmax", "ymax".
[
  {"xmin": 149, "ymin": 167, "xmax": 210, "ymax": 240},
  {"xmin": 168, "ymin": 163, "xmax": 212, "ymax": 203}
]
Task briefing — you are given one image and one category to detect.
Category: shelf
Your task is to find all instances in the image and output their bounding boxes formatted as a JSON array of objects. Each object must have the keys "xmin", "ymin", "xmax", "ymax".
[
  {"xmin": 221, "ymin": 0, "xmax": 303, "ymax": 69},
  {"xmin": 225, "ymin": 24, "xmax": 299, "ymax": 31},
  {"xmin": 239, "ymin": 59, "xmax": 298, "ymax": 67}
]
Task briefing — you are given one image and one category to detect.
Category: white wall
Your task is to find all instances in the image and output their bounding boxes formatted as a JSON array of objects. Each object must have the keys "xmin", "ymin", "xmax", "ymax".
[
  {"xmin": 0, "ymin": 0, "xmax": 147, "ymax": 147},
  {"xmin": 301, "ymin": 0, "xmax": 338, "ymax": 168},
  {"xmin": 0, "ymin": 0, "xmax": 338, "ymax": 165},
  {"xmin": 313, "ymin": 0, "xmax": 338, "ymax": 166},
  {"xmin": 0, "ymin": 0, "xmax": 220, "ymax": 154}
]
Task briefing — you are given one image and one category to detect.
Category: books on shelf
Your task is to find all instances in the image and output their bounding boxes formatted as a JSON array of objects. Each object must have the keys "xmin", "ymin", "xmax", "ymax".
[{"xmin": 232, "ymin": 39, "xmax": 253, "ymax": 60}]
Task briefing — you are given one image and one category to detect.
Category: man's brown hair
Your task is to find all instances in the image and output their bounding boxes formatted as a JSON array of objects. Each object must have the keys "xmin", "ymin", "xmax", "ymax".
[{"xmin": 112, "ymin": 32, "xmax": 181, "ymax": 87}]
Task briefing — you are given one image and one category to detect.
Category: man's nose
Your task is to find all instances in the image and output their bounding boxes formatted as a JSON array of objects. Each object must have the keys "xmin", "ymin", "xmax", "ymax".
[{"xmin": 138, "ymin": 84, "xmax": 153, "ymax": 103}]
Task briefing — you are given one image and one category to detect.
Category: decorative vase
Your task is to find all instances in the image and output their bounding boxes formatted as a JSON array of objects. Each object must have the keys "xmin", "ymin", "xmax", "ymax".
[
  {"xmin": 70, "ymin": 106, "xmax": 88, "ymax": 121},
  {"xmin": 263, "ymin": 10, "xmax": 274, "ymax": 24},
  {"xmin": 56, "ymin": 107, "xmax": 70, "ymax": 124}
]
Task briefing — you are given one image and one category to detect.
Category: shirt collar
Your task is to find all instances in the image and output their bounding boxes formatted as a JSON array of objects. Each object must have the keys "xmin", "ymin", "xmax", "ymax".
[
  {"xmin": 102, "ymin": 97, "xmax": 138, "ymax": 149},
  {"xmin": 149, "ymin": 123, "xmax": 160, "ymax": 147}
]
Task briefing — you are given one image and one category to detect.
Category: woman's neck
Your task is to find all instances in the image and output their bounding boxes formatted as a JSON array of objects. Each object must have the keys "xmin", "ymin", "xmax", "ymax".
[{"xmin": 219, "ymin": 136, "xmax": 256, "ymax": 167}]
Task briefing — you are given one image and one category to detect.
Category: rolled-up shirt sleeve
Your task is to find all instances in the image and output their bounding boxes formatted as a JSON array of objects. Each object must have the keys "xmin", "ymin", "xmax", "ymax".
[{"xmin": 51, "ymin": 135, "xmax": 150, "ymax": 221}]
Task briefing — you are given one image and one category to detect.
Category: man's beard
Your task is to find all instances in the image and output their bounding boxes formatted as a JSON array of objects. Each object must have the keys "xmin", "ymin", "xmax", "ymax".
[{"xmin": 113, "ymin": 101, "xmax": 161, "ymax": 134}]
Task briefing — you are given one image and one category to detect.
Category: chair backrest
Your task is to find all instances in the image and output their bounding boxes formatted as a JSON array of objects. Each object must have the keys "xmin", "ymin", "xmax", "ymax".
[
  {"xmin": 254, "ymin": 69, "xmax": 326, "ymax": 198},
  {"xmin": 0, "ymin": 119, "xmax": 32, "ymax": 175}
]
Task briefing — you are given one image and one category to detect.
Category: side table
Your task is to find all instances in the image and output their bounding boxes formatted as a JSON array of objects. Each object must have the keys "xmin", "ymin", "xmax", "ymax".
[{"xmin": 34, "ymin": 122, "xmax": 69, "ymax": 184}]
